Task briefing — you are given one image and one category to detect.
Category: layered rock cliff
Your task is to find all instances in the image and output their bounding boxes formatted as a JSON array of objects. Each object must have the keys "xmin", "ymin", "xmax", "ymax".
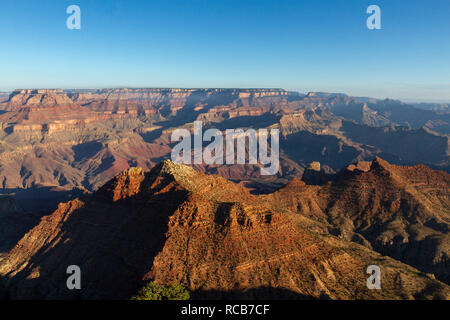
[
  {"xmin": 0, "ymin": 160, "xmax": 448, "ymax": 300},
  {"xmin": 271, "ymin": 157, "xmax": 450, "ymax": 284},
  {"xmin": 0, "ymin": 88, "xmax": 448, "ymax": 214}
]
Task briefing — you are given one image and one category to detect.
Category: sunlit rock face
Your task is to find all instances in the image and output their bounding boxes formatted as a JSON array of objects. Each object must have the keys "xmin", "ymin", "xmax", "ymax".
[
  {"xmin": 0, "ymin": 160, "xmax": 449, "ymax": 300},
  {"xmin": 0, "ymin": 88, "xmax": 448, "ymax": 214}
]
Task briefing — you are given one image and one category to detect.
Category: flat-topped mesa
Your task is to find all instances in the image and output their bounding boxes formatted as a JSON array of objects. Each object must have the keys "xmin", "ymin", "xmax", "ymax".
[
  {"xmin": 3, "ymin": 89, "xmax": 74, "ymax": 109},
  {"xmin": 67, "ymin": 88, "xmax": 293, "ymax": 98},
  {"xmin": 10, "ymin": 89, "xmax": 65, "ymax": 96},
  {"xmin": 89, "ymin": 88, "xmax": 290, "ymax": 94},
  {"xmin": 1, "ymin": 87, "xmax": 302, "ymax": 120},
  {"xmin": 65, "ymin": 88, "xmax": 298, "ymax": 116},
  {"xmin": 24, "ymin": 88, "xmax": 63, "ymax": 93},
  {"xmin": 72, "ymin": 88, "xmax": 294, "ymax": 101}
]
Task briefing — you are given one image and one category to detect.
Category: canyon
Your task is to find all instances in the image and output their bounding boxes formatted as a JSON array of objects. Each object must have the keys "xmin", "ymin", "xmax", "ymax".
[
  {"xmin": 0, "ymin": 88, "xmax": 448, "ymax": 300},
  {"xmin": 0, "ymin": 159, "xmax": 448, "ymax": 299},
  {"xmin": 0, "ymin": 88, "xmax": 448, "ymax": 212}
]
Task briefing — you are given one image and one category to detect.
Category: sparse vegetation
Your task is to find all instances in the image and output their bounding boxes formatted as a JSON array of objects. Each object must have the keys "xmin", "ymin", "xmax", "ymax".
[{"xmin": 131, "ymin": 281, "xmax": 190, "ymax": 300}]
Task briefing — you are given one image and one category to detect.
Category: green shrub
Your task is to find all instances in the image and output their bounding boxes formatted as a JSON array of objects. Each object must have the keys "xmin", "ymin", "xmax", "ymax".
[{"xmin": 131, "ymin": 281, "xmax": 190, "ymax": 300}]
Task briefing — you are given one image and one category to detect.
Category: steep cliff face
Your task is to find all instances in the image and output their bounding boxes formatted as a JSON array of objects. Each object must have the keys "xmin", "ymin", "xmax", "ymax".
[{"xmin": 0, "ymin": 160, "xmax": 448, "ymax": 300}]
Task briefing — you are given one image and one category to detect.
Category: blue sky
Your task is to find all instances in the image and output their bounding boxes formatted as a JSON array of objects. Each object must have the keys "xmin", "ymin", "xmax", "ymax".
[{"xmin": 0, "ymin": 0, "xmax": 449, "ymax": 101}]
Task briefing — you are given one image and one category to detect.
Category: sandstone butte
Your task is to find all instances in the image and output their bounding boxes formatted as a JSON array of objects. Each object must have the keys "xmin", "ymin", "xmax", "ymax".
[{"xmin": 0, "ymin": 158, "xmax": 449, "ymax": 300}]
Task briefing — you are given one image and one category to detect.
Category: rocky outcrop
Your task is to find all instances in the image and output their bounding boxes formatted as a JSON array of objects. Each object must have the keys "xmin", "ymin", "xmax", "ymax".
[
  {"xmin": 273, "ymin": 157, "xmax": 450, "ymax": 284},
  {"xmin": 346, "ymin": 161, "xmax": 372, "ymax": 172},
  {"xmin": 0, "ymin": 160, "xmax": 449, "ymax": 300},
  {"xmin": 301, "ymin": 161, "xmax": 331, "ymax": 185}
]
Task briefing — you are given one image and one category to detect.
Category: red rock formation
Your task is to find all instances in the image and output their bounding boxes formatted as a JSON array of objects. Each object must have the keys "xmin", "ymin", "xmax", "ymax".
[
  {"xmin": 0, "ymin": 88, "xmax": 448, "ymax": 215},
  {"xmin": 271, "ymin": 157, "xmax": 450, "ymax": 283},
  {"xmin": 0, "ymin": 160, "xmax": 448, "ymax": 300}
]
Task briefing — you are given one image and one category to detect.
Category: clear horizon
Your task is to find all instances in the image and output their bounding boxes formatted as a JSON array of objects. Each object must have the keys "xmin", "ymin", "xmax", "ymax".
[
  {"xmin": 1, "ymin": 87, "xmax": 449, "ymax": 104},
  {"xmin": 1, "ymin": 0, "xmax": 449, "ymax": 101}
]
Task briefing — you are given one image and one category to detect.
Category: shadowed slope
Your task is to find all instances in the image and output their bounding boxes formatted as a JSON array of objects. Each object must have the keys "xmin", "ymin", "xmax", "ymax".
[{"xmin": 0, "ymin": 160, "xmax": 448, "ymax": 300}]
